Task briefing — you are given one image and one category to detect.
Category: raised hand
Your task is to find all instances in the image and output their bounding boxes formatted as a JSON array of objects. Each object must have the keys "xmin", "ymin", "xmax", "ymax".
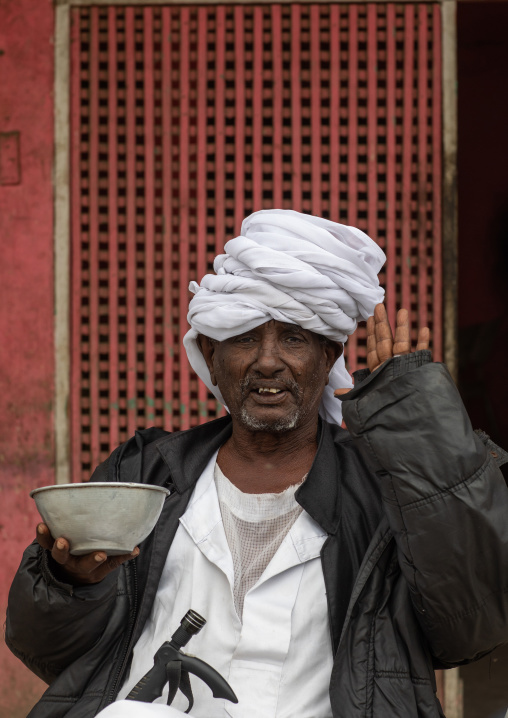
[
  {"xmin": 36, "ymin": 522, "xmax": 139, "ymax": 586},
  {"xmin": 366, "ymin": 303, "xmax": 430, "ymax": 373},
  {"xmin": 334, "ymin": 303, "xmax": 430, "ymax": 398}
]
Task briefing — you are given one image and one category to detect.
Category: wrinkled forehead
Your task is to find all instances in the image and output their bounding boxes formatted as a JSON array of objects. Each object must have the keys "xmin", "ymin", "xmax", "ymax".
[
  {"xmin": 221, "ymin": 319, "xmax": 318, "ymax": 340},
  {"xmin": 210, "ymin": 320, "xmax": 338, "ymax": 352}
]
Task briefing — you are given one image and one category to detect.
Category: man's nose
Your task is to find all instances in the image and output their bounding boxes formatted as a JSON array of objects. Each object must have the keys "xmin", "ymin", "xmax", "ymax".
[{"xmin": 252, "ymin": 338, "xmax": 285, "ymax": 375}]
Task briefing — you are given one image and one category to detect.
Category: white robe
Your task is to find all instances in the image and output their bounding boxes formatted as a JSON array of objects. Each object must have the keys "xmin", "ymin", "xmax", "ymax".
[{"xmin": 99, "ymin": 451, "xmax": 333, "ymax": 718}]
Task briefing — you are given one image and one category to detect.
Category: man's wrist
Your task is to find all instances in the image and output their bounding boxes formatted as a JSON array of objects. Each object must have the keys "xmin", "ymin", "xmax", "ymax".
[
  {"xmin": 349, "ymin": 350, "xmax": 433, "ymax": 393},
  {"xmin": 39, "ymin": 546, "xmax": 76, "ymax": 595}
]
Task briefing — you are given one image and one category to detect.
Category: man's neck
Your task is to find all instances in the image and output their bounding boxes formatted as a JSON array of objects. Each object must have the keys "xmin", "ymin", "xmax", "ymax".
[{"xmin": 217, "ymin": 420, "xmax": 319, "ymax": 494}]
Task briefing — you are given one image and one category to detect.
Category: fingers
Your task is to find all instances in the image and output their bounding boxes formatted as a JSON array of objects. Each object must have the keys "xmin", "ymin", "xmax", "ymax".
[
  {"xmin": 74, "ymin": 549, "xmax": 139, "ymax": 584},
  {"xmin": 364, "ymin": 304, "xmax": 431, "ymax": 374},
  {"xmin": 416, "ymin": 326, "xmax": 430, "ymax": 351},
  {"xmin": 373, "ymin": 304, "xmax": 395, "ymax": 365},
  {"xmin": 55, "ymin": 547, "xmax": 140, "ymax": 585},
  {"xmin": 367, "ymin": 304, "xmax": 394, "ymax": 372},
  {"xmin": 36, "ymin": 523, "xmax": 54, "ymax": 551},
  {"xmin": 52, "ymin": 539, "xmax": 107, "ymax": 572},
  {"xmin": 396, "ymin": 317, "xmax": 430, "ymax": 354},
  {"xmin": 35, "ymin": 522, "xmax": 139, "ymax": 585},
  {"xmin": 366, "ymin": 315, "xmax": 380, "ymax": 372},
  {"xmin": 51, "ymin": 536, "xmax": 73, "ymax": 565},
  {"xmin": 392, "ymin": 309, "xmax": 411, "ymax": 355}
]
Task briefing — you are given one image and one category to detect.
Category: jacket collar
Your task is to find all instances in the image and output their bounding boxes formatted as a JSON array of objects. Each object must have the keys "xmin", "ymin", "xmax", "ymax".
[
  {"xmin": 156, "ymin": 415, "xmax": 345, "ymax": 535},
  {"xmin": 295, "ymin": 420, "xmax": 344, "ymax": 535},
  {"xmin": 156, "ymin": 416, "xmax": 233, "ymax": 493}
]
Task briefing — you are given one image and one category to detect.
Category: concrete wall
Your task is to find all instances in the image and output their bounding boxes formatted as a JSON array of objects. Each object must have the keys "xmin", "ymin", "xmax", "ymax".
[{"xmin": 0, "ymin": 0, "xmax": 54, "ymax": 713}]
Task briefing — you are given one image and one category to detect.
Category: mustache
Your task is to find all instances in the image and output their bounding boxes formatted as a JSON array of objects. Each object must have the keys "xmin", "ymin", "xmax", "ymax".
[{"xmin": 239, "ymin": 376, "xmax": 302, "ymax": 398}]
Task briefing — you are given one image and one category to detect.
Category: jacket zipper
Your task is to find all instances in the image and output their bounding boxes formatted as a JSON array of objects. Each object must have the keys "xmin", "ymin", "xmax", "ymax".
[{"xmin": 101, "ymin": 556, "xmax": 139, "ymax": 708}]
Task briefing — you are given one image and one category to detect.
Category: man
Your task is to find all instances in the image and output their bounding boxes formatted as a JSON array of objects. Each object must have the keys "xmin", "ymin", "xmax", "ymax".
[{"xmin": 6, "ymin": 210, "xmax": 508, "ymax": 718}]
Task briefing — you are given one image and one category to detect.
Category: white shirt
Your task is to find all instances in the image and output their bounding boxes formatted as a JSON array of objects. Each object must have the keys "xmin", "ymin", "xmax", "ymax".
[
  {"xmin": 214, "ymin": 462, "xmax": 304, "ymax": 618},
  {"xmin": 107, "ymin": 451, "xmax": 333, "ymax": 718}
]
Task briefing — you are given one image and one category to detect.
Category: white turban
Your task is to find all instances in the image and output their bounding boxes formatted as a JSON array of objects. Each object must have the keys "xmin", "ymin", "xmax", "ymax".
[{"xmin": 183, "ymin": 209, "xmax": 386, "ymax": 425}]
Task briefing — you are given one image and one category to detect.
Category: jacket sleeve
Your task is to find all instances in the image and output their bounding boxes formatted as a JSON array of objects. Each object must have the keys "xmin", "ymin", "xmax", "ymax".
[
  {"xmin": 340, "ymin": 352, "xmax": 508, "ymax": 666},
  {"xmin": 5, "ymin": 449, "xmax": 124, "ymax": 684},
  {"xmin": 5, "ymin": 541, "xmax": 120, "ymax": 683},
  {"xmin": 5, "ymin": 429, "xmax": 168, "ymax": 684}
]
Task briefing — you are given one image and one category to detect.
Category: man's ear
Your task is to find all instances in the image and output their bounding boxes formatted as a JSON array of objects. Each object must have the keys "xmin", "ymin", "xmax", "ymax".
[
  {"xmin": 324, "ymin": 340, "xmax": 343, "ymax": 379},
  {"xmin": 196, "ymin": 334, "xmax": 218, "ymax": 386}
]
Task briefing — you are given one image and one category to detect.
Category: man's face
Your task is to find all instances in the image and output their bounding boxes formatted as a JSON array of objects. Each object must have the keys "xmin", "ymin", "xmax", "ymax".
[{"xmin": 198, "ymin": 320, "xmax": 342, "ymax": 433}]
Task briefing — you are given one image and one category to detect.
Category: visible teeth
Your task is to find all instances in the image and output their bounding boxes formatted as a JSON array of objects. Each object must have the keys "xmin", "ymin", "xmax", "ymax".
[{"xmin": 258, "ymin": 387, "xmax": 281, "ymax": 394}]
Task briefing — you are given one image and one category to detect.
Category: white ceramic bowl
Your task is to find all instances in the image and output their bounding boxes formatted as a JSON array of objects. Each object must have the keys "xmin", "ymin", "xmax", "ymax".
[{"xmin": 30, "ymin": 482, "xmax": 170, "ymax": 556}]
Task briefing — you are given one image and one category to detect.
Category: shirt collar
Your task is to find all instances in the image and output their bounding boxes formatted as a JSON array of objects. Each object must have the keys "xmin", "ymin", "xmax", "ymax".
[{"xmin": 156, "ymin": 416, "xmax": 347, "ymax": 535}]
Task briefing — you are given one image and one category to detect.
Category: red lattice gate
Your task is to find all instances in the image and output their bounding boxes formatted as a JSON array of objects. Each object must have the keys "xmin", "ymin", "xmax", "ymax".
[{"xmin": 70, "ymin": 3, "xmax": 442, "ymax": 481}]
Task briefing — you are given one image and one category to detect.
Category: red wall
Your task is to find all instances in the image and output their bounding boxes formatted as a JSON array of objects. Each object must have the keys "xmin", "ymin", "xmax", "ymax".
[{"xmin": 0, "ymin": 0, "xmax": 54, "ymax": 713}]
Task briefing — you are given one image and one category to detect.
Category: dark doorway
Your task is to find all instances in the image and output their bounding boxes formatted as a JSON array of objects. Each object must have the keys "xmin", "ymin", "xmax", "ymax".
[{"xmin": 457, "ymin": 3, "xmax": 508, "ymax": 717}]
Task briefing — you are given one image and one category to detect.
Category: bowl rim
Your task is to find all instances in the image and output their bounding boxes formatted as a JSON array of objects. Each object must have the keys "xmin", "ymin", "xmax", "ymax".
[{"xmin": 30, "ymin": 482, "xmax": 171, "ymax": 499}]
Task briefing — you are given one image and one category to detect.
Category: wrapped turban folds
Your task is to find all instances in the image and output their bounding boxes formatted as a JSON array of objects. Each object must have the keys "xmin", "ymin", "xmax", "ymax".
[{"xmin": 183, "ymin": 209, "xmax": 386, "ymax": 426}]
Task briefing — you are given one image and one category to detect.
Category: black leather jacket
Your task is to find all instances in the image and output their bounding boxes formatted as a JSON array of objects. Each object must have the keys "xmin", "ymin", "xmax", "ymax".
[{"xmin": 6, "ymin": 353, "xmax": 508, "ymax": 717}]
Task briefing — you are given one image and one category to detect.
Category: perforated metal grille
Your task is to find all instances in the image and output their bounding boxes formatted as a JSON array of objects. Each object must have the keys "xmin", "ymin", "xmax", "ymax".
[{"xmin": 71, "ymin": 3, "xmax": 442, "ymax": 480}]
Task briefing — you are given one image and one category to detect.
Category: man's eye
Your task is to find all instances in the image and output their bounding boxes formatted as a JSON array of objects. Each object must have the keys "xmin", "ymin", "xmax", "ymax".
[
  {"xmin": 237, "ymin": 336, "xmax": 255, "ymax": 343},
  {"xmin": 285, "ymin": 335, "xmax": 304, "ymax": 343}
]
